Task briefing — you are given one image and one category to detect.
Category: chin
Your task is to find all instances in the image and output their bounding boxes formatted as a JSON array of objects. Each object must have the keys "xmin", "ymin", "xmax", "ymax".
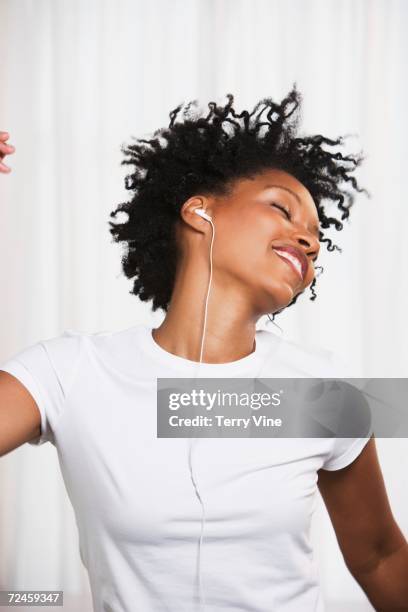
[{"xmin": 264, "ymin": 281, "xmax": 298, "ymax": 311}]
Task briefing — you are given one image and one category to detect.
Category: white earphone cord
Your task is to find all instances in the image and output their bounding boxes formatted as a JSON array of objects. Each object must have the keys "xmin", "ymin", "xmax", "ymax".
[
  {"xmin": 189, "ymin": 211, "xmax": 215, "ymax": 611},
  {"xmin": 188, "ymin": 208, "xmax": 280, "ymax": 610}
]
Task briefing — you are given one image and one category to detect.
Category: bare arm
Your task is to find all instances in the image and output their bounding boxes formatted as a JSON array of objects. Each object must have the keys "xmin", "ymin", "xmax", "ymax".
[
  {"xmin": 0, "ymin": 370, "xmax": 42, "ymax": 456},
  {"xmin": 0, "ymin": 131, "xmax": 39, "ymax": 453},
  {"xmin": 318, "ymin": 436, "xmax": 408, "ymax": 611},
  {"xmin": 0, "ymin": 133, "xmax": 40, "ymax": 453}
]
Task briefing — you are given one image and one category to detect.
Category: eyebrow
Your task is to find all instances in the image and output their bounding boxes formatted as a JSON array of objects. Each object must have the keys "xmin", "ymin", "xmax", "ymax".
[{"xmin": 263, "ymin": 184, "xmax": 320, "ymax": 237}]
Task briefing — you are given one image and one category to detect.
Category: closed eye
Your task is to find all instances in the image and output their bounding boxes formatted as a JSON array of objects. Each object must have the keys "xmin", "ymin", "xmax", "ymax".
[
  {"xmin": 270, "ymin": 203, "xmax": 319, "ymax": 261},
  {"xmin": 271, "ymin": 202, "xmax": 292, "ymax": 220}
]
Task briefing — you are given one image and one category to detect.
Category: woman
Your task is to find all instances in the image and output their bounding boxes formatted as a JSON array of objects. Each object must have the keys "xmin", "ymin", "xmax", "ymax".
[{"xmin": 1, "ymin": 86, "xmax": 407, "ymax": 612}]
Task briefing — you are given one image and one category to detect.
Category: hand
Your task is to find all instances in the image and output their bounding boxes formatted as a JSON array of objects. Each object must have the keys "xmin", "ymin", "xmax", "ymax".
[{"xmin": 0, "ymin": 131, "xmax": 15, "ymax": 173}]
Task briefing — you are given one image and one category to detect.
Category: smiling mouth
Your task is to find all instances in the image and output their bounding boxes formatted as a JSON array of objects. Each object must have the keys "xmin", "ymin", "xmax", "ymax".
[{"xmin": 272, "ymin": 249, "xmax": 304, "ymax": 280}]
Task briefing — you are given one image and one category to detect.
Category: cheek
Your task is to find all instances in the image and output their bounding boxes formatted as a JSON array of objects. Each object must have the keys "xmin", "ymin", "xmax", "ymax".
[{"xmin": 214, "ymin": 216, "xmax": 271, "ymax": 277}]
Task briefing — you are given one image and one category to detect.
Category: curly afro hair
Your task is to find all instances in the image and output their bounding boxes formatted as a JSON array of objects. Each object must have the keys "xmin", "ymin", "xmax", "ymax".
[{"xmin": 108, "ymin": 83, "xmax": 370, "ymax": 318}]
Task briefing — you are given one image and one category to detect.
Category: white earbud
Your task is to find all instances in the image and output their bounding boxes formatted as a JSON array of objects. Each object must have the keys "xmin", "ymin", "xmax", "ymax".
[{"xmin": 194, "ymin": 208, "xmax": 212, "ymax": 222}]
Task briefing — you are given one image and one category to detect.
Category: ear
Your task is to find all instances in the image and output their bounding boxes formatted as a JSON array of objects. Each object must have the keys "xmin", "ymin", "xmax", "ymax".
[{"xmin": 179, "ymin": 196, "xmax": 213, "ymax": 230}]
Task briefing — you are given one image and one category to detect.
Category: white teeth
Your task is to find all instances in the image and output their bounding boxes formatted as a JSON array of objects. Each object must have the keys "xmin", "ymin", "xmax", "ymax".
[{"xmin": 273, "ymin": 249, "xmax": 303, "ymax": 278}]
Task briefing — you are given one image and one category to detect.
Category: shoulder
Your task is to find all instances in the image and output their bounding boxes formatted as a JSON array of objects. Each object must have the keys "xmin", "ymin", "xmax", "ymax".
[
  {"xmin": 77, "ymin": 324, "xmax": 141, "ymax": 354},
  {"xmin": 7, "ymin": 325, "xmax": 140, "ymax": 384},
  {"xmin": 258, "ymin": 327, "xmax": 349, "ymax": 377},
  {"xmin": 67, "ymin": 324, "xmax": 146, "ymax": 380}
]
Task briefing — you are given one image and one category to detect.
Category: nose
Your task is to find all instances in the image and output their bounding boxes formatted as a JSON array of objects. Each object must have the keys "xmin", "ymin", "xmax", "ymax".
[{"xmin": 294, "ymin": 229, "xmax": 320, "ymax": 259}]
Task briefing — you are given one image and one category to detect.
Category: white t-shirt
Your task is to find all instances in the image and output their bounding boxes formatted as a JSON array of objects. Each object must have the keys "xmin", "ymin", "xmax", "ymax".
[{"xmin": 0, "ymin": 324, "xmax": 372, "ymax": 612}]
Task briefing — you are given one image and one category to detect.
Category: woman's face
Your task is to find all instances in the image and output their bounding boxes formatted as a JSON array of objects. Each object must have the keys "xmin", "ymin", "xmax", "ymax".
[{"xmin": 206, "ymin": 168, "xmax": 321, "ymax": 316}]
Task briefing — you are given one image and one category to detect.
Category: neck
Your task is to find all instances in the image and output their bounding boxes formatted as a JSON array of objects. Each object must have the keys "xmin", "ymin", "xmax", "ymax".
[{"xmin": 152, "ymin": 259, "xmax": 259, "ymax": 364}]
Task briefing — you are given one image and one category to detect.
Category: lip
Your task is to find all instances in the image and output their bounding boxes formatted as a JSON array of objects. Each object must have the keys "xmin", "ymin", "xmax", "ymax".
[{"xmin": 271, "ymin": 245, "xmax": 309, "ymax": 281}]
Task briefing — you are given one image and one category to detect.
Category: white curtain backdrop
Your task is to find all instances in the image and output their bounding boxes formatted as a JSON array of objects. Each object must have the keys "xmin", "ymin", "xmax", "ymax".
[{"xmin": 0, "ymin": 1, "xmax": 407, "ymax": 610}]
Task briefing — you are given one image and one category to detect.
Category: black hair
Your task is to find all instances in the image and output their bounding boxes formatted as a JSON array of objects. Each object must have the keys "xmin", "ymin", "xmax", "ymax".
[{"xmin": 108, "ymin": 83, "xmax": 369, "ymax": 317}]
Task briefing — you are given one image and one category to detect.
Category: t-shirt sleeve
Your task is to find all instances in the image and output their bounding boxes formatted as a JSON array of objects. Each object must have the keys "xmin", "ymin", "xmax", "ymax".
[
  {"xmin": 321, "ymin": 432, "xmax": 373, "ymax": 471},
  {"xmin": 320, "ymin": 350, "xmax": 373, "ymax": 471},
  {"xmin": 0, "ymin": 330, "xmax": 83, "ymax": 446}
]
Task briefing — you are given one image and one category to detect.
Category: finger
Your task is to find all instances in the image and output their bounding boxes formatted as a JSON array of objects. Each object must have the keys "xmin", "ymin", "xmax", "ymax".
[
  {"xmin": 0, "ymin": 142, "xmax": 15, "ymax": 155},
  {"xmin": 0, "ymin": 131, "xmax": 10, "ymax": 142},
  {"xmin": 0, "ymin": 161, "xmax": 11, "ymax": 173}
]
